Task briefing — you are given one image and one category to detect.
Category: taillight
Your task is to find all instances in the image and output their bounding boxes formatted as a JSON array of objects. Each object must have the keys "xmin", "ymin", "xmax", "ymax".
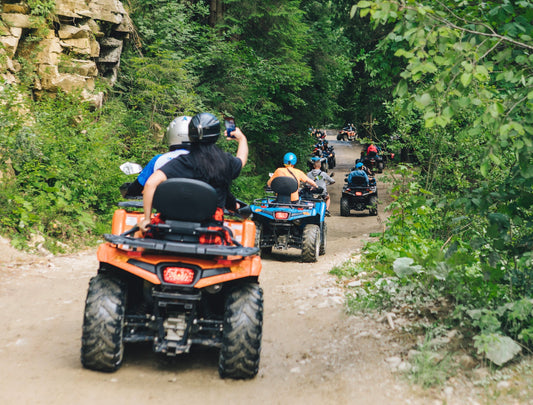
[
  {"xmin": 274, "ymin": 211, "xmax": 289, "ymax": 220},
  {"xmin": 163, "ymin": 267, "xmax": 195, "ymax": 284},
  {"xmin": 355, "ymin": 191, "xmax": 363, "ymax": 196}
]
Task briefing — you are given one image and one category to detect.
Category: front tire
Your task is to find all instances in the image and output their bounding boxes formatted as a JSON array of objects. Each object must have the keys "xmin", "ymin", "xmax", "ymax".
[
  {"xmin": 319, "ymin": 222, "xmax": 327, "ymax": 256},
  {"xmin": 218, "ymin": 283, "xmax": 263, "ymax": 379},
  {"xmin": 81, "ymin": 273, "xmax": 126, "ymax": 372},
  {"xmin": 340, "ymin": 197, "xmax": 350, "ymax": 217},
  {"xmin": 302, "ymin": 224, "xmax": 320, "ymax": 262}
]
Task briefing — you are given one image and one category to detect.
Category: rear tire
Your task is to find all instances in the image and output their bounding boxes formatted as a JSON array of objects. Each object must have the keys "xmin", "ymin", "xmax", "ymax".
[
  {"xmin": 81, "ymin": 273, "xmax": 126, "ymax": 372},
  {"xmin": 302, "ymin": 224, "xmax": 320, "ymax": 262},
  {"xmin": 218, "ymin": 283, "xmax": 263, "ymax": 379},
  {"xmin": 319, "ymin": 222, "xmax": 327, "ymax": 256},
  {"xmin": 340, "ymin": 197, "xmax": 350, "ymax": 217},
  {"xmin": 369, "ymin": 196, "xmax": 378, "ymax": 216}
]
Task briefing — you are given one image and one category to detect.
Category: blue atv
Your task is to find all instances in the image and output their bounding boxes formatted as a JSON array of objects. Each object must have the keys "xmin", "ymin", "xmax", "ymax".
[{"xmin": 250, "ymin": 177, "xmax": 327, "ymax": 262}]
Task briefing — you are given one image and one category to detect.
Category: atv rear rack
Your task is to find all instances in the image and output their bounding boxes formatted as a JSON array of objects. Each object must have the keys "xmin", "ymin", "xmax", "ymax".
[{"xmin": 104, "ymin": 233, "xmax": 259, "ymax": 257}]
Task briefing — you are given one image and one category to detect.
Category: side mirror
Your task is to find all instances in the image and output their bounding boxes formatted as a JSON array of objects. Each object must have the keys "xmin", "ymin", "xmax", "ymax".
[{"xmin": 120, "ymin": 162, "xmax": 143, "ymax": 175}]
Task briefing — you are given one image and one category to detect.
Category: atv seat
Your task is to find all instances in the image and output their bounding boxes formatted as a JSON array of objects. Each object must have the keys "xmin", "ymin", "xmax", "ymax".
[
  {"xmin": 270, "ymin": 176, "xmax": 298, "ymax": 204},
  {"xmin": 154, "ymin": 178, "xmax": 217, "ymax": 222},
  {"xmin": 149, "ymin": 178, "xmax": 232, "ymax": 241}
]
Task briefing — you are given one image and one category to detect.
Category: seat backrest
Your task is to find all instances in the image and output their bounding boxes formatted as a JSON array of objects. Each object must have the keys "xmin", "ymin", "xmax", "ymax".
[
  {"xmin": 270, "ymin": 176, "xmax": 298, "ymax": 204},
  {"xmin": 153, "ymin": 178, "xmax": 217, "ymax": 222}
]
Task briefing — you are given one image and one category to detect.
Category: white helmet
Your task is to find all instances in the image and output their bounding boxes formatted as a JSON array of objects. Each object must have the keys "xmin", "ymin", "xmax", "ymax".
[{"xmin": 164, "ymin": 115, "xmax": 192, "ymax": 147}]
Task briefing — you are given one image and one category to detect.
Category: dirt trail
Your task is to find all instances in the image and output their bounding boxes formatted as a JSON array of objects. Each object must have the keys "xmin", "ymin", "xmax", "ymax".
[{"xmin": 0, "ymin": 133, "xmax": 426, "ymax": 405}]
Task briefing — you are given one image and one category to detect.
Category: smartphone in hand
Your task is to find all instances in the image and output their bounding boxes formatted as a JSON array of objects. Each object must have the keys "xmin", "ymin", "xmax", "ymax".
[{"xmin": 224, "ymin": 116, "xmax": 236, "ymax": 138}]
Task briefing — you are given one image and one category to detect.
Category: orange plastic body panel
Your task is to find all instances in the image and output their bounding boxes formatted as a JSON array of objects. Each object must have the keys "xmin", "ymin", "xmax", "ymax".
[
  {"xmin": 98, "ymin": 227, "xmax": 261, "ymax": 289},
  {"xmin": 105, "ymin": 209, "xmax": 260, "ymax": 287},
  {"xmin": 224, "ymin": 219, "xmax": 256, "ymax": 247},
  {"xmin": 111, "ymin": 209, "xmax": 146, "ymax": 238}
]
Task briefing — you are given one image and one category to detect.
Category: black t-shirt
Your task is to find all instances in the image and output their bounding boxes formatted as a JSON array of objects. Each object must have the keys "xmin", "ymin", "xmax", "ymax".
[{"xmin": 159, "ymin": 152, "xmax": 242, "ymax": 208}]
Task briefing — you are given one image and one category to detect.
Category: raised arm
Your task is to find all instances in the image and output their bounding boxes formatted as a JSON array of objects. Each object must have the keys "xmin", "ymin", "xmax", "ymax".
[{"xmin": 226, "ymin": 127, "xmax": 248, "ymax": 168}]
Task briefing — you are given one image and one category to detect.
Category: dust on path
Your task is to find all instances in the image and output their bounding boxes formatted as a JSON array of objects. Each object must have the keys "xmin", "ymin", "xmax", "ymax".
[{"xmin": 0, "ymin": 133, "xmax": 429, "ymax": 405}]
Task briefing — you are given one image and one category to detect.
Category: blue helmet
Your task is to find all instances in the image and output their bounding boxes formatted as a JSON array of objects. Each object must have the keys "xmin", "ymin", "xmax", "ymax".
[
  {"xmin": 283, "ymin": 152, "xmax": 297, "ymax": 166},
  {"xmin": 356, "ymin": 162, "xmax": 363, "ymax": 169}
]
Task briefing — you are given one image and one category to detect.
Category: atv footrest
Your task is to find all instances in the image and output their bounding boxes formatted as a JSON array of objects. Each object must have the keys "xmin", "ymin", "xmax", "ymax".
[{"xmin": 104, "ymin": 234, "xmax": 259, "ymax": 257}]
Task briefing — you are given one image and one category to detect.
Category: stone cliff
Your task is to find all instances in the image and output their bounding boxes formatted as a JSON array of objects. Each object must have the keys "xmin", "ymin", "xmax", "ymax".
[{"xmin": 0, "ymin": 0, "xmax": 133, "ymax": 106}]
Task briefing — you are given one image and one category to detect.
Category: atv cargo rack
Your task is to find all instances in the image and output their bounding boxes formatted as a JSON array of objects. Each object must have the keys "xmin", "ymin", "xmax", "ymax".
[
  {"xmin": 105, "ymin": 233, "xmax": 258, "ymax": 257},
  {"xmin": 104, "ymin": 224, "xmax": 259, "ymax": 257}
]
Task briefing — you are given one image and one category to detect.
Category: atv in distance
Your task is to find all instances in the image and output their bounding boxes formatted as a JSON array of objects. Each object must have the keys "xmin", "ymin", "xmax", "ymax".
[
  {"xmin": 340, "ymin": 175, "xmax": 378, "ymax": 216},
  {"xmin": 250, "ymin": 177, "xmax": 327, "ymax": 262},
  {"xmin": 81, "ymin": 178, "xmax": 263, "ymax": 379}
]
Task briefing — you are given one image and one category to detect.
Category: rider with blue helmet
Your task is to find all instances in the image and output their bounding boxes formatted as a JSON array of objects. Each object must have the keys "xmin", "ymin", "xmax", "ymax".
[
  {"xmin": 348, "ymin": 162, "xmax": 370, "ymax": 186},
  {"xmin": 268, "ymin": 152, "xmax": 318, "ymax": 202}
]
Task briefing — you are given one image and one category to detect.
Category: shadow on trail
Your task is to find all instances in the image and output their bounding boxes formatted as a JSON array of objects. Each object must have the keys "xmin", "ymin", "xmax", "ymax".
[{"xmin": 122, "ymin": 342, "xmax": 219, "ymax": 373}]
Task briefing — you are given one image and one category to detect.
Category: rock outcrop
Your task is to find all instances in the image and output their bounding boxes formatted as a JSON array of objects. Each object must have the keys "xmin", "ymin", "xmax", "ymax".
[{"xmin": 0, "ymin": 0, "xmax": 133, "ymax": 107}]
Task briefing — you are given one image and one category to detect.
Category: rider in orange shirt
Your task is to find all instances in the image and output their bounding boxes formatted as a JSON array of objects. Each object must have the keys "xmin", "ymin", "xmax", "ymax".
[{"xmin": 267, "ymin": 152, "xmax": 318, "ymax": 202}]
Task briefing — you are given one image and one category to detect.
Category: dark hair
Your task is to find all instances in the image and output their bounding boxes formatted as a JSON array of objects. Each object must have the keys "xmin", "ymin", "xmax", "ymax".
[{"xmin": 188, "ymin": 143, "xmax": 230, "ymax": 188}]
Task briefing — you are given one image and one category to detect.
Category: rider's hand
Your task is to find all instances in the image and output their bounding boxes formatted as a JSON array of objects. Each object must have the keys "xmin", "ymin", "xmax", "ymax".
[
  {"xmin": 139, "ymin": 217, "xmax": 151, "ymax": 233},
  {"xmin": 226, "ymin": 127, "xmax": 245, "ymax": 141}
]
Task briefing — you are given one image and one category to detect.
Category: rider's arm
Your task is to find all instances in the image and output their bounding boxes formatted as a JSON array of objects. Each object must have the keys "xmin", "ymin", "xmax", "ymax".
[
  {"xmin": 300, "ymin": 171, "xmax": 318, "ymax": 188},
  {"xmin": 227, "ymin": 127, "xmax": 248, "ymax": 168},
  {"xmin": 139, "ymin": 170, "xmax": 168, "ymax": 232}
]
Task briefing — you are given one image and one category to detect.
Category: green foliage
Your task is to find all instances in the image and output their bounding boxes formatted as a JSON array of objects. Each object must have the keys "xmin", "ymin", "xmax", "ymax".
[
  {"xmin": 123, "ymin": 0, "xmax": 351, "ymax": 171},
  {"xmin": 335, "ymin": 162, "xmax": 532, "ymax": 366},
  {"xmin": 0, "ymin": 89, "xmax": 129, "ymax": 251},
  {"xmin": 27, "ymin": 0, "xmax": 56, "ymax": 18}
]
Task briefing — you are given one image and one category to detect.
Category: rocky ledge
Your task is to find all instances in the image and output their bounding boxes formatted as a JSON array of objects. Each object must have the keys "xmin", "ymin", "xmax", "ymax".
[{"xmin": 0, "ymin": 0, "xmax": 133, "ymax": 107}]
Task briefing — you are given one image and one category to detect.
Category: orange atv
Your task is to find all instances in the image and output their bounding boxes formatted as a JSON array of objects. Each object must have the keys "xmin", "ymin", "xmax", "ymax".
[{"xmin": 81, "ymin": 178, "xmax": 263, "ymax": 379}]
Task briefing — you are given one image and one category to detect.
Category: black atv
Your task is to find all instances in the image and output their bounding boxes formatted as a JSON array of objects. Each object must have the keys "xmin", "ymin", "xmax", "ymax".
[{"xmin": 340, "ymin": 175, "xmax": 378, "ymax": 216}]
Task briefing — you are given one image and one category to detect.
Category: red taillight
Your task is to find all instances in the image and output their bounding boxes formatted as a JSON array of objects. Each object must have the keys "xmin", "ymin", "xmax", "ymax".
[
  {"xmin": 163, "ymin": 267, "xmax": 195, "ymax": 284},
  {"xmin": 355, "ymin": 191, "xmax": 363, "ymax": 196},
  {"xmin": 274, "ymin": 211, "xmax": 289, "ymax": 220}
]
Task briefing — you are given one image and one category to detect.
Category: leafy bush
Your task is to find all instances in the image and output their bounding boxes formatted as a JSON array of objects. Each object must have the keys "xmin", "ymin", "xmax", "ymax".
[
  {"xmin": 334, "ymin": 164, "xmax": 533, "ymax": 371},
  {"xmin": 0, "ymin": 89, "xmax": 130, "ymax": 251}
]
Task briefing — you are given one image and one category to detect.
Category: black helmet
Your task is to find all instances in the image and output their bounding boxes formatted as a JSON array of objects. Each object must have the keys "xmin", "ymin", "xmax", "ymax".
[{"xmin": 188, "ymin": 112, "xmax": 220, "ymax": 143}]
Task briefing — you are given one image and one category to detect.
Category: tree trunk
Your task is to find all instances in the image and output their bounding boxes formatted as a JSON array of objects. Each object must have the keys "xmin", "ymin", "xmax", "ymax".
[
  {"xmin": 209, "ymin": 0, "xmax": 223, "ymax": 27},
  {"xmin": 209, "ymin": 0, "xmax": 217, "ymax": 27}
]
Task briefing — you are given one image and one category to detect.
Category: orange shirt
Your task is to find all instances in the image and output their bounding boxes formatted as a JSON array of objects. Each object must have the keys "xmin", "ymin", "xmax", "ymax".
[{"xmin": 267, "ymin": 166, "xmax": 310, "ymax": 201}]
